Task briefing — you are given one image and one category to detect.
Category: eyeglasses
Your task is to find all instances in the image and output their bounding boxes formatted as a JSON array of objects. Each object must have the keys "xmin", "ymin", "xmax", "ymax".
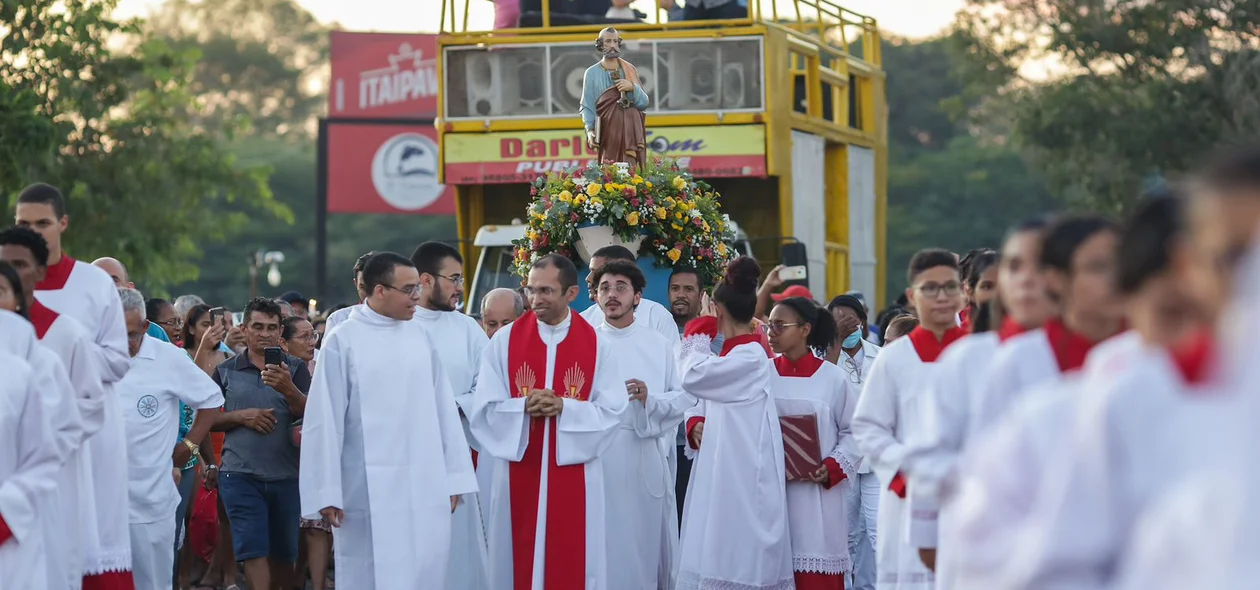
[
  {"xmin": 596, "ymin": 283, "xmax": 633, "ymax": 295},
  {"xmin": 290, "ymin": 331, "xmax": 318, "ymax": 343},
  {"xmin": 437, "ymin": 274, "xmax": 465, "ymax": 286},
  {"xmin": 381, "ymin": 283, "xmax": 422, "ymax": 296},
  {"xmin": 155, "ymin": 317, "xmax": 183, "ymax": 329},
  {"xmin": 760, "ymin": 321, "xmax": 803, "ymax": 335},
  {"xmin": 916, "ymin": 281, "xmax": 962, "ymax": 299},
  {"xmin": 523, "ymin": 285, "xmax": 560, "ymax": 298},
  {"xmin": 843, "ymin": 356, "xmax": 863, "ymax": 384}
]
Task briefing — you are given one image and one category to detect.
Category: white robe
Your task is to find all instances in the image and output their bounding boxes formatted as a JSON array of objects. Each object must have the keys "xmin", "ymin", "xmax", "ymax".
[
  {"xmin": 411, "ymin": 305, "xmax": 492, "ymax": 590},
  {"xmin": 37, "ymin": 311, "xmax": 104, "ymax": 589},
  {"xmin": 940, "ymin": 333, "xmax": 1145, "ymax": 589},
  {"xmin": 470, "ymin": 311, "xmax": 627, "ymax": 590},
  {"xmin": 995, "ymin": 334, "xmax": 1235, "ymax": 590},
  {"xmin": 323, "ymin": 300, "xmax": 362, "ymax": 336},
  {"xmin": 595, "ymin": 319, "xmax": 692, "ymax": 590},
  {"xmin": 582, "ymin": 298, "xmax": 680, "ymax": 345},
  {"xmin": 677, "ymin": 334, "xmax": 794, "ymax": 590},
  {"xmin": 850, "ymin": 335, "xmax": 943, "ymax": 590},
  {"xmin": 0, "ymin": 351, "xmax": 61, "ymax": 590},
  {"xmin": 36, "ymin": 256, "xmax": 133, "ymax": 576},
  {"xmin": 838, "ymin": 342, "xmax": 882, "ymax": 590},
  {"xmin": 966, "ymin": 328, "xmax": 1060, "ymax": 438},
  {"xmin": 1, "ymin": 312, "xmax": 87, "ymax": 589},
  {"xmin": 301, "ymin": 304, "xmax": 478, "ymax": 590},
  {"xmin": 770, "ymin": 356, "xmax": 861, "ymax": 577}
]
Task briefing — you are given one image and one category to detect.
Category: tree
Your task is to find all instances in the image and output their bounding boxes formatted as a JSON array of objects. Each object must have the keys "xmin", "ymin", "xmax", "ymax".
[
  {"xmin": 1, "ymin": 0, "xmax": 285, "ymax": 293},
  {"xmin": 954, "ymin": 0, "xmax": 1260, "ymax": 212},
  {"xmin": 146, "ymin": 0, "xmax": 332, "ymax": 139}
]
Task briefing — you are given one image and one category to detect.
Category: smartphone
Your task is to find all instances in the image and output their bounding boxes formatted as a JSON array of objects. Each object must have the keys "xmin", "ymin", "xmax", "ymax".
[
  {"xmin": 779, "ymin": 265, "xmax": 808, "ymax": 281},
  {"xmin": 230, "ymin": 311, "xmax": 244, "ymax": 327},
  {"xmin": 264, "ymin": 346, "xmax": 284, "ymax": 367},
  {"xmin": 209, "ymin": 306, "xmax": 225, "ymax": 325}
]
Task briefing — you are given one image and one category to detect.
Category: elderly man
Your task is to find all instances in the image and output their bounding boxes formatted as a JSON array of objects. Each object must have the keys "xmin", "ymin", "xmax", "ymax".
[
  {"xmin": 480, "ymin": 288, "xmax": 524, "ymax": 338},
  {"xmin": 116, "ymin": 288, "xmax": 222, "ymax": 590},
  {"xmin": 93, "ymin": 256, "xmax": 134, "ymax": 289}
]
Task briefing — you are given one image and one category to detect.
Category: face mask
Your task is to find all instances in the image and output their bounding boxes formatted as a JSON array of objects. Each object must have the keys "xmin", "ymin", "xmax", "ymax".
[{"xmin": 842, "ymin": 330, "xmax": 863, "ymax": 349}]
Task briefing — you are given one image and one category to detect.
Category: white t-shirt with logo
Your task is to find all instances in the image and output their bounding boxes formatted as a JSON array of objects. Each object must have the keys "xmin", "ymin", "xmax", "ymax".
[{"xmin": 116, "ymin": 335, "xmax": 224, "ymax": 524}]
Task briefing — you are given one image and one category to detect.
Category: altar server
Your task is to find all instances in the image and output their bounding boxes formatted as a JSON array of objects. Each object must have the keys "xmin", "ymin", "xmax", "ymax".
[
  {"xmin": 301, "ymin": 252, "xmax": 477, "ymax": 589},
  {"xmin": 592, "ymin": 259, "xmax": 692, "ymax": 590},
  {"xmin": 114, "ymin": 289, "xmax": 222, "ymax": 590},
  {"xmin": 409, "ymin": 241, "xmax": 491, "ymax": 590},
  {"xmin": 767, "ymin": 297, "xmax": 861, "ymax": 590},
  {"xmin": 16, "ymin": 183, "xmax": 135, "ymax": 588},
  {"xmin": 900, "ymin": 219, "xmax": 1054, "ymax": 578},
  {"xmin": 471, "ymin": 253, "xmax": 627, "ymax": 590},
  {"xmin": 968, "ymin": 214, "xmax": 1125, "ymax": 432},
  {"xmin": 1, "ymin": 226, "xmax": 107, "ymax": 588},
  {"xmin": 323, "ymin": 250, "xmax": 373, "ymax": 335},
  {"xmin": 678, "ymin": 256, "xmax": 794, "ymax": 590},
  {"xmin": 0, "ymin": 347, "xmax": 62, "ymax": 589},
  {"xmin": 851, "ymin": 248, "xmax": 967, "ymax": 590}
]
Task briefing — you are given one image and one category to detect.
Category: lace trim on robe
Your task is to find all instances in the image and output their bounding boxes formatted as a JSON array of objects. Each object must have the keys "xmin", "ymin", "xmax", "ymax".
[
  {"xmin": 84, "ymin": 549, "xmax": 132, "ymax": 575},
  {"xmin": 676, "ymin": 571, "xmax": 797, "ymax": 590},
  {"xmin": 680, "ymin": 333, "xmax": 715, "ymax": 360},
  {"xmin": 793, "ymin": 552, "xmax": 852, "ymax": 575},
  {"xmin": 827, "ymin": 446, "xmax": 859, "ymax": 484}
]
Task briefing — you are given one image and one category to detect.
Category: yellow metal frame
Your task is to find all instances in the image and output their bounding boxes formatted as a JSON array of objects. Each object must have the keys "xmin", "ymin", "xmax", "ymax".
[{"xmin": 437, "ymin": 0, "xmax": 888, "ymax": 307}]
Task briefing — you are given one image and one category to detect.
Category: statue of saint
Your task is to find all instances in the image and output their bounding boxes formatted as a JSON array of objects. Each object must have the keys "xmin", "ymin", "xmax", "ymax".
[{"xmin": 580, "ymin": 27, "xmax": 650, "ymax": 170}]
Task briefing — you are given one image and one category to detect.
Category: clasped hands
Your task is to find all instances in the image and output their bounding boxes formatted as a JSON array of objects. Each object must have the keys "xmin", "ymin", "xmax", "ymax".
[{"xmin": 525, "ymin": 388, "xmax": 564, "ymax": 417}]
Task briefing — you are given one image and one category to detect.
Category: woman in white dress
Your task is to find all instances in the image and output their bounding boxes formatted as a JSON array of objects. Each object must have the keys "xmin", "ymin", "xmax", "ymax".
[{"xmin": 767, "ymin": 296, "xmax": 862, "ymax": 590}]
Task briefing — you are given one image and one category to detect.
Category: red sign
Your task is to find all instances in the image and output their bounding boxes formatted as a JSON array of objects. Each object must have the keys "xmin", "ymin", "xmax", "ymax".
[
  {"xmin": 329, "ymin": 31, "xmax": 438, "ymax": 119},
  {"xmin": 325, "ymin": 122, "xmax": 455, "ymax": 215}
]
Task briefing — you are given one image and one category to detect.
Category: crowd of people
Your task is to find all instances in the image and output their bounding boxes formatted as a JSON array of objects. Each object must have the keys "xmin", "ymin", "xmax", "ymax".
[{"xmin": 2, "ymin": 143, "xmax": 1260, "ymax": 590}]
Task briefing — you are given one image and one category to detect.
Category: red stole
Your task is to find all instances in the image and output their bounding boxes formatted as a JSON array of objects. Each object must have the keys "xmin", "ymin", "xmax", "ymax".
[
  {"xmin": 37, "ymin": 255, "xmax": 75, "ymax": 290},
  {"xmin": 29, "ymin": 299, "xmax": 58, "ymax": 339},
  {"xmin": 506, "ymin": 311, "xmax": 598, "ymax": 590},
  {"xmin": 774, "ymin": 353, "xmax": 823, "ymax": 377},
  {"xmin": 997, "ymin": 318, "xmax": 1028, "ymax": 342},
  {"xmin": 906, "ymin": 325, "xmax": 968, "ymax": 363},
  {"xmin": 1043, "ymin": 318, "xmax": 1097, "ymax": 373}
]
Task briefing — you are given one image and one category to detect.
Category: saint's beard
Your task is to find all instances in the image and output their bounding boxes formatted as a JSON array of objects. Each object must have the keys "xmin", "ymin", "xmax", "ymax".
[{"xmin": 601, "ymin": 48, "xmax": 622, "ymax": 59}]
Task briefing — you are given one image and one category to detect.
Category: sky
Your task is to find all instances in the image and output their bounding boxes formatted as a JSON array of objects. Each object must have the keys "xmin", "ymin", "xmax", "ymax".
[{"xmin": 117, "ymin": 0, "xmax": 966, "ymax": 39}]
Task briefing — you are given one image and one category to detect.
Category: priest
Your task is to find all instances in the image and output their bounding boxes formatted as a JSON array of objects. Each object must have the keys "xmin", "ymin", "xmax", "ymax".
[
  {"xmin": 591, "ymin": 259, "xmax": 693, "ymax": 590},
  {"xmin": 16, "ymin": 182, "xmax": 135, "ymax": 589},
  {"xmin": 0, "ymin": 342, "xmax": 63, "ymax": 589},
  {"xmin": 409, "ymin": 241, "xmax": 492, "ymax": 589},
  {"xmin": 0, "ymin": 226, "xmax": 106, "ymax": 588},
  {"xmin": 852, "ymin": 248, "xmax": 967, "ymax": 590},
  {"xmin": 471, "ymin": 253, "xmax": 628, "ymax": 590},
  {"xmin": 300, "ymin": 252, "xmax": 477, "ymax": 589}
]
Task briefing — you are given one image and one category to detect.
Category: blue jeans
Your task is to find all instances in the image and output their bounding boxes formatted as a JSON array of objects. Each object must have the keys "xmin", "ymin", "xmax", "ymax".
[{"xmin": 218, "ymin": 472, "xmax": 300, "ymax": 562}]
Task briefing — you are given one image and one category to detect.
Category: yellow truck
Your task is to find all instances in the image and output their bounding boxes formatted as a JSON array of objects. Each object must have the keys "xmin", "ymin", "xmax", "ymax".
[{"xmin": 435, "ymin": 0, "xmax": 888, "ymax": 313}]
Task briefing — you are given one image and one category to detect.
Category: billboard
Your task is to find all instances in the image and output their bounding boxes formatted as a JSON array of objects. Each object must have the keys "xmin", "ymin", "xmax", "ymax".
[
  {"xmin": 325, "ymin": 122, "xmax": 455, "ymax": 215},
  {"xmin": 442, "ymin": 125, "xmax": 768, "ymax": 184},
  {"xmin": 329, "ymin": 31, "xmax": 438, "ymax": 119}
]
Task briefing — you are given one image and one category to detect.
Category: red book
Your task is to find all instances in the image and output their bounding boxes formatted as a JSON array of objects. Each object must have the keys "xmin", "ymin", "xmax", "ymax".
[{"xmin": 780, "ymin": 413, "xmax": 822, "ymax": 481}]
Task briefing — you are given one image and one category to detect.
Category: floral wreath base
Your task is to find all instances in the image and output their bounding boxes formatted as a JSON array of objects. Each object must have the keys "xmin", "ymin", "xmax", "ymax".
[{"xmin": 513, "ymin": 156, "xmax": 735, "ymax": 286}]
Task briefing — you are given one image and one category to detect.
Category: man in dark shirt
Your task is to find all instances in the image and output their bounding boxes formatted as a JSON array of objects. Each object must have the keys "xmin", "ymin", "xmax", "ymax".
[{"xmin": 209, "ymin": 297, "xmax": 310, "ymax": 590}]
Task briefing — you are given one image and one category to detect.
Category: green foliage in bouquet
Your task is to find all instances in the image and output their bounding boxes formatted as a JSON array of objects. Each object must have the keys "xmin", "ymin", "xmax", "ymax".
[{"xmin": 512, "ymin": 157, "xmax": 735, "ymax": 285}]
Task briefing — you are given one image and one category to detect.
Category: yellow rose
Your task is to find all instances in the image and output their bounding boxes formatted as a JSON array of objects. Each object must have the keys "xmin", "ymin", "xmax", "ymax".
[
  {"xmin": 558, "ymin": 190, "xmax": 573, "ymax": 202},
  {"xmin": 586, "ymin": 183, "xmax": 602, "ymax": 196},
  {"xmin": 672, "ymin": 223, "xmax": 684, "ymax": 231},
  {"xmin": 654, "ymin": 207, "xmax": 667, "ymax": 219},
  {"xmin": 667, "ymin": 248, "xmax": 682, "ymax": 263},
  {"xmin": 626, "ymin": 211, "xmax": 640, "ymax": 226},
  {"xmin": 675, "ymin": 212, "xmax": 684, "ymax": 219},
  {"xmin": 645, "ymin": 181, "xmax": 653, "ymax": 188},
  {"xmin": 591, "ymin": 197, "xmax": 603, "ymax": 206},
  {"xmin": 717, "ymin": 243, "xmax": 727, "ymax": 256},
  {"xmin": 575, "ymin": 194, "xmax": 587, "ymax": 204},
  {"xmin": 631, "ymin": 176, "xmax": 644, "ymax": 184},
  {"xmin": 672, "ymin": 176, "xmax": 686, "ymax": 190}
]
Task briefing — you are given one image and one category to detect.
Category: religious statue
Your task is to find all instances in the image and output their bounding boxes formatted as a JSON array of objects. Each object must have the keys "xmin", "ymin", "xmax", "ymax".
[{"xmin": 580, "ymin": 27, "xmax": 650, "ymax": 170}]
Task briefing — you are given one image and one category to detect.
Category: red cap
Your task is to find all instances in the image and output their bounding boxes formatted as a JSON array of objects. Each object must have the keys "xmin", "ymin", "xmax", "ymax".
[{"xmin": 772, "ymin": 285, "xmax": 815, "ymax": 302}]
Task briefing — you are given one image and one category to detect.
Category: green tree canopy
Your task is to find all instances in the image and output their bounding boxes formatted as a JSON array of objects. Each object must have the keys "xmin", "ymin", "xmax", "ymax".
[{"xmin": 1, "ymin": 0, "xmax": 285, "ymax": 294}]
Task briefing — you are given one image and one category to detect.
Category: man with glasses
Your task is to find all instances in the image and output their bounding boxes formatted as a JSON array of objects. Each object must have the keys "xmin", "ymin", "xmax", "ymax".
[
  {"xmin": 301, "ymin": 252, "xmax": 476, "ymax": 589},
  {"xmin": 409, "ymin": 240, "xmax": 492, "ymax": 590},
  {"xmin": 210, "ymin": 297, "xmax": 311, "ymax": 590},
  {"xmin": 851, "ymin": 248, "xmax": 967, "ymax": 590},
  {"xmin": 825, "ymin": 293, "xmax": 881, "ymax": 590}
]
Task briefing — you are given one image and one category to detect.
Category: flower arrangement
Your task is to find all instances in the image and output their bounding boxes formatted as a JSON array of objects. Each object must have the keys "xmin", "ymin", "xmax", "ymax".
[{"xmin": 513, "ymin": 156, "xmax": 735, "ymax": 285}]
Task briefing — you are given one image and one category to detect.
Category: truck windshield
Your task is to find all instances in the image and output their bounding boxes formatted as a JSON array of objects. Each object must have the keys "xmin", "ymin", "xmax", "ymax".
[{"xmin": 469, "ymin": 246, "xmax": 521, "ymax": 317}]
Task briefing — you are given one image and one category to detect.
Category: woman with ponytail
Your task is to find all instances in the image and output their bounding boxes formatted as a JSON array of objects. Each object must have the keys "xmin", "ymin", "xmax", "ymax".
[
  {"xmin": 677, "ymin": 256, "xmax": 795, "ymax": 590},
  {"xmin": 766, "ymin": 297, "xmax": 861, "ymax": 590}
]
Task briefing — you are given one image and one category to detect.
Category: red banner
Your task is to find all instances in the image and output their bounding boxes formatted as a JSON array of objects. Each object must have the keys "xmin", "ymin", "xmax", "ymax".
[
  {"xmin": 329, "ymin": 31, "xmax": 438, "ymax": 119},
  {"xmin": 325, "ymin": 123, "xmax": 455, "ymax": 215}
]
